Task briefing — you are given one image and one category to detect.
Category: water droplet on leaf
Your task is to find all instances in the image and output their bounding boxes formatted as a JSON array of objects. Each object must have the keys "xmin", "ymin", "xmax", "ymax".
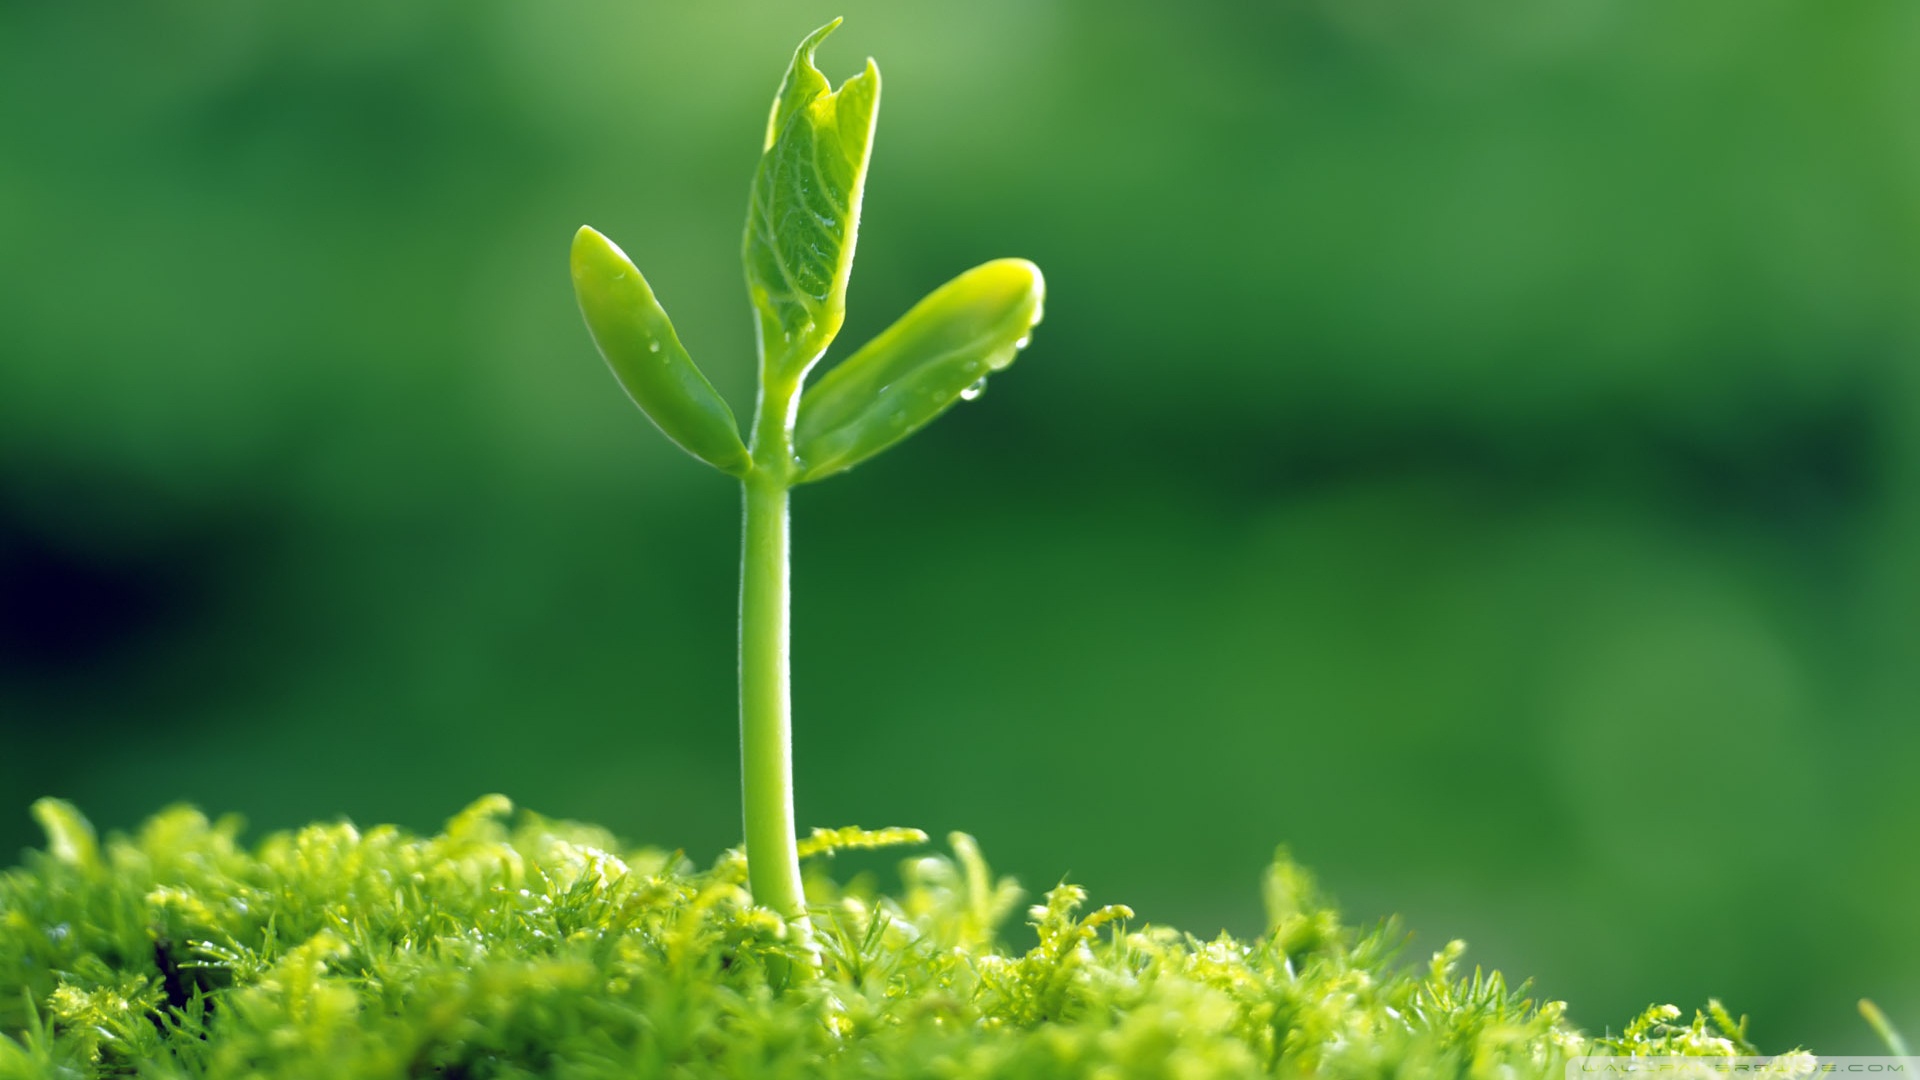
[{"xmin": 960, "ymin": 377, "xmax": 988, "ymax": 402}]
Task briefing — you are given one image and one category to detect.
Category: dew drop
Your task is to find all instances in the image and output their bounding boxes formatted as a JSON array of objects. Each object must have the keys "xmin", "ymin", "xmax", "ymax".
[
  {"xmin": 960, "ymin": 377, "xmax": 988, "ymax": 402},
  {"xmin": 1012, "ymin": 335, "xmax": 1031, "ymax": 350},
  {"xmin": 648, "ymin": 341, "xmax": 661, "ymax": 353}
]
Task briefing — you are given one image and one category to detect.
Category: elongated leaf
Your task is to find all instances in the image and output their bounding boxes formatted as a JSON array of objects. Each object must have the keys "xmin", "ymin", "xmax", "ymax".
[
  {"xmin": 742, "ymin": 20, "xmax": 880, "ymax": 381},
  {"xmin": 794, "ymin": 259, "xmax": 1044, "ymax": 482},
  {"xmin": 571, "ymin": 225, "xmax": 751, "ymax": 476}
]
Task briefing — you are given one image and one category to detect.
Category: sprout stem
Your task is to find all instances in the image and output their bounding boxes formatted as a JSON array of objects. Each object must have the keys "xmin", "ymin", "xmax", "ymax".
[
  {"xmin": 740, "ymin": 469, "xmax": 803, "ymax": 917},
  {"xmin": 740, "ymin": 371, "xmax": 814, "ymax": 972}
]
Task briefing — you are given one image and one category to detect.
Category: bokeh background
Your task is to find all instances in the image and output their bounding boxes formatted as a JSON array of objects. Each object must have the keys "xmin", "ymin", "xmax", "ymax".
[{"xmin": 3, "ymin": 0, "xmax": 1916, "ymax": 1053}]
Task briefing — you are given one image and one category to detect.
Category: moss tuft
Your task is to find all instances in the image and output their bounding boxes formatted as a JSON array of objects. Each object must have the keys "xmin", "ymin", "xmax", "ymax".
[{"xmin": 2, "ymin": 796, "xmax": 1772, "ymax": 1079}]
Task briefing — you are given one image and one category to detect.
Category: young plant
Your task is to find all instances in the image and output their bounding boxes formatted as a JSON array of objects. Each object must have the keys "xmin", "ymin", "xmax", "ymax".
[{"xmin": 569, "ymin": 21, "xmax": 1044, "ymax": 932}]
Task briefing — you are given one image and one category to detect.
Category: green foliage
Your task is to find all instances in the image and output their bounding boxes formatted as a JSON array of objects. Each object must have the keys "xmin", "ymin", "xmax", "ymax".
[
  {"xmin": 0, "ymin": 799, "xmax": 1770, "ymax": 1080},
  {"xmin": 794, "ymin": 258, "xmax": 1043, "ymax": 482},
  {"xmin": 569, "ymin": 226, "xmax": 752, "ymax": 476},
  {"xmin": 7, "ymin": 4, "xmax": 1918, "ymax": 1051},
  {"xmin": 566, "ymin": 21, "xmax": 1050, "ymax": 927},
  {"xmin": 569, "ymin": 19, "xmax": 1046, "ymax": 482},
  {"xmin": 743, "ymin": 19, "xmax": 880, "ymax": 381}
]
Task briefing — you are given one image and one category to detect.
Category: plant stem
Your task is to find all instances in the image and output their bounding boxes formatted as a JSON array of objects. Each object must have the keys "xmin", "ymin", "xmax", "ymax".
[
  {"xmin": 740, "ymin": 370, "xmax": 810, "ymax": 944},
  {"xmin": 739, "ymin": 469, "xmax": 804, "ymax": 917}
]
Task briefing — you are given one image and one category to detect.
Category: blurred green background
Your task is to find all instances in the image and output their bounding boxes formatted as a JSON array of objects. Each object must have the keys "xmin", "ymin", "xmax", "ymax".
[{"xmin": 3, "ymin": 0, "xmax": 1916, "ymax": 1053}]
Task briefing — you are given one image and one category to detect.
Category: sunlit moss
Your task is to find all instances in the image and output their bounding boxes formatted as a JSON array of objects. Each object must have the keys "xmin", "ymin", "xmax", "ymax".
[{"xmin": 2, "ymin": 797, "xmax": 1772, "ymax": 1079}]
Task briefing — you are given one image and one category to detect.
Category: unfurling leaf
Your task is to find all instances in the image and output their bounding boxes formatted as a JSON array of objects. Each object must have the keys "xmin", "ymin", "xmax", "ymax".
[
  {"xmin": 571, "ymin": 225, "xmax": 751, "ymax": 476},
  {"xmin": 743, "ymin": 19, "xmax": 880, "ymax": 382},
  {"xmin": 793, "ymin": 259, "xmax": 1044, "ymax": 482}
]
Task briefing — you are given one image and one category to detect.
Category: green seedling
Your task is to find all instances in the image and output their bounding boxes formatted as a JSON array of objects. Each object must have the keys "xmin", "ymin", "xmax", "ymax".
[{"xmin": 570, "ymin": 21, "xmax": 1044, "ymax": 939}]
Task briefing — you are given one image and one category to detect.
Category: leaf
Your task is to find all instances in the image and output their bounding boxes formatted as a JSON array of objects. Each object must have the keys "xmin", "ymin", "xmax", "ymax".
[
  {"xmin": 571, "ymin": 225, "xmax": 752, "ymax": 477},
  {"xmin": 793, "ymin": 259, "xmax": 1044, "ymax": 482},
  {"xmin": 742, "ymin": 20, "xmax": 880, "ymax": 382}
]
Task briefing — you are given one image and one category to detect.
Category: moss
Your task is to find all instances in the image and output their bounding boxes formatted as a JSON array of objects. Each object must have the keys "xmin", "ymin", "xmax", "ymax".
[{"xmin": 2, "ymin": 796, "xmax": 1776, "ymax": 1079}]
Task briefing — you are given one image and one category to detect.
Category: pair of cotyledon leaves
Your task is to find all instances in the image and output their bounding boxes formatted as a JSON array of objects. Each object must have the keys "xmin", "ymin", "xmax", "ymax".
[{"xmin": 570, "ymin": 20, "xmax": 1044, "ymax": 483}]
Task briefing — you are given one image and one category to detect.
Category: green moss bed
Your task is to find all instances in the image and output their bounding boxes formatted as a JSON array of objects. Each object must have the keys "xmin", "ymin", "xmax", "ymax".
[{"xmin": 1, "ymin": 796, "xmax": 1787, "ymax": 1079}]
